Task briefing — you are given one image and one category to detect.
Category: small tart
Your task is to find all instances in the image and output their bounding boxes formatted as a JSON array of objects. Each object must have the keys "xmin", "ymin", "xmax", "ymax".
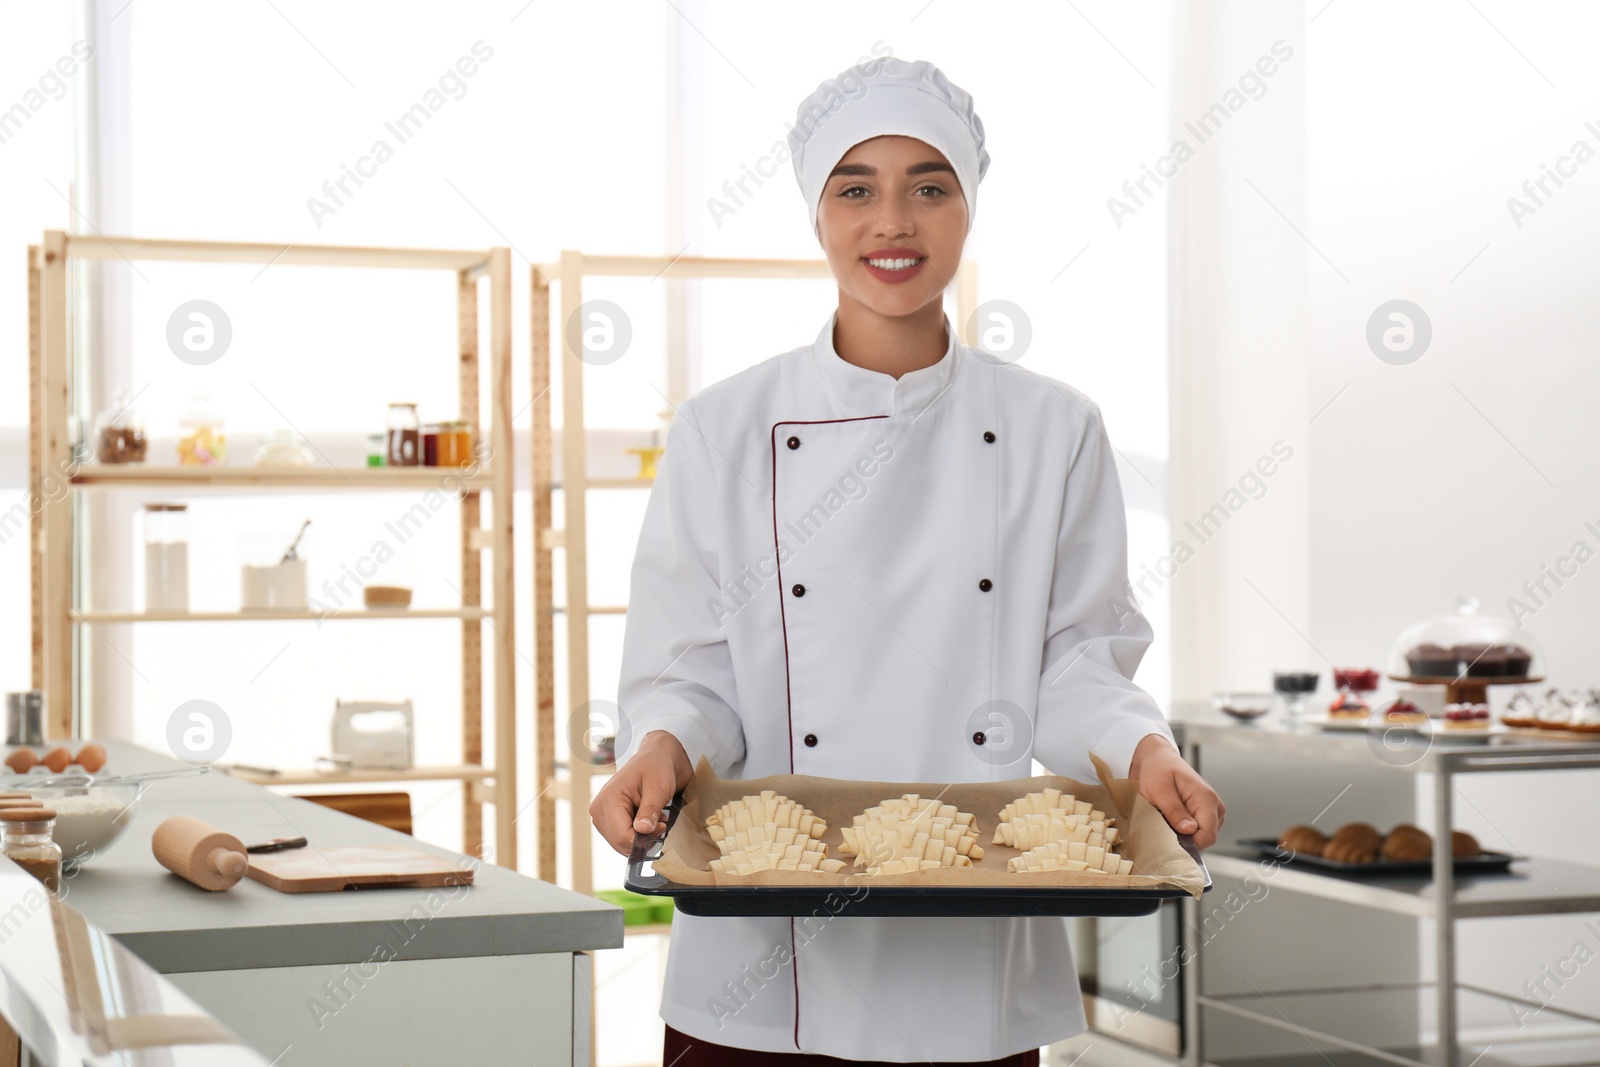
[
  {"xmin": 1380, "ymin": 699, "xmax": 1429, "ymax": 725},
  {"xmin": 1328, "ymin": 692, "xmax": 1371, "ymax": 719},
  {"xmin": 1442, "ymin": 703, "xmax": 1491, "ymax": 730}
]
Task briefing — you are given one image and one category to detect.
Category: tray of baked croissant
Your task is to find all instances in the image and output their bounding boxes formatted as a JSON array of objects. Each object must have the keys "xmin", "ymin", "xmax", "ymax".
[
  {"xmin": 1240, "ymin": 822, "xmax": 1514, "ymax": 875},
  {"xmin": 624, "ymin": 754, "xmax": 1210, "ymax": 917}
]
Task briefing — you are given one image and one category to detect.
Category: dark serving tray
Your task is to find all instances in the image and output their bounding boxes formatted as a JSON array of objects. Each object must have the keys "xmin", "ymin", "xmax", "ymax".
[
  {"xmin": 622, "ymin": 792, "xmax": 1211, "ymax": 918},
  {"xmin": 1238, "ymin": 838, "xmax": 1516, "ymax": 877}
]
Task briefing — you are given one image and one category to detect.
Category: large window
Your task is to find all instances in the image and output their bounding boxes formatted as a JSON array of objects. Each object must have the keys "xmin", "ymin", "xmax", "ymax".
[{"xmin": 4, "ymin": 0, "xmax": 1172, "ymax": 876}]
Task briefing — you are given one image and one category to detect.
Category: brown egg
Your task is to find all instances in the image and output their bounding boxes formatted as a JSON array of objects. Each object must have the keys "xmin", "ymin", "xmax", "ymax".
[
  {"xmin": 74, "ymin": 743, "xmax": 107, "ymax": 774},
  {"xmin": 4, "ymin": 748, "xmax": 38, "ymax": 774},
  {"xmin": 40, "ymin": 746, "xmax": 73, "ymax": 773}
]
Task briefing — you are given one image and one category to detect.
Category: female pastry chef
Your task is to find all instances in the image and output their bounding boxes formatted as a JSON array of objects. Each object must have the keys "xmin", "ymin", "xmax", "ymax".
[{"xmin": 591, "ymin": 57, "xmax": 1225, "ymax": 1065}]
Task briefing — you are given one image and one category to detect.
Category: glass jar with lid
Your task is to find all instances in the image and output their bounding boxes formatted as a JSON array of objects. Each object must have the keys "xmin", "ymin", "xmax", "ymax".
[
  {"xmin": 93, "ymin": 388, "xmax": 147, "ymax": 464},
  {"xmin": 1, "ymin": 807, "xmax": 62, "ymax": 893},
  {"xmin": 387, "ymin": 403, "xmax": 420, "ymax": 467},
  {"xmin": 144, "ymin": 503, "xmax": 190, "ymax": 613},
  {"xmin": 177, "ymin": 392, "xmax": 227, "ymax": 465},
  {"xmin": 436, "ymin": 420, "xmax": 474, "ymax": 467},
  {"xmin": 254, "ymin": 429, "xmax": 314, "ymax": 467}
]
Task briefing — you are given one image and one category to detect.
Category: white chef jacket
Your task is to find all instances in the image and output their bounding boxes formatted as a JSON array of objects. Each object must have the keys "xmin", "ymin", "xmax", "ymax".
[{"xmin": 614, "ymin": 308, "xmax": 1177, "ymax": 1062}]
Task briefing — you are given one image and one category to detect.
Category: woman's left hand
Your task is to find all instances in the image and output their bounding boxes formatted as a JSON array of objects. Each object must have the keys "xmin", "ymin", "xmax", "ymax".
[{"xmin": 1128, "ymin": 735, "xmax": 1225, "ymax": 849}]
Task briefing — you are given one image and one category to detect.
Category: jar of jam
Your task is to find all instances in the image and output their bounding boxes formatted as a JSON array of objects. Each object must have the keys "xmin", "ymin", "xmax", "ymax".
[
  {"xmin": 437, "ymin": 420, "xmax": 474, "ymax": 467},
  {"xmin": 386, "ymin": 403, "xmax": 420, "ymax": 467},
  {"xmin": 1, "ymin": 807, "xmax": 61, "ymax": 893}
]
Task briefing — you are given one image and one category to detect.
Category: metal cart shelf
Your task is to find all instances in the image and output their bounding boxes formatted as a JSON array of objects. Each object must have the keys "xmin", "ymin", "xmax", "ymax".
[{"xmin": 1172, "ymin": 702, "xmax": 1600, "ymax": 1067}]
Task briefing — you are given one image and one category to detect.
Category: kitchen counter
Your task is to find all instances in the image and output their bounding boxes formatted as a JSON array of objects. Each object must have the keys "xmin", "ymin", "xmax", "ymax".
[
  {"xmin": 53, "ymin": 740, "xmax": 620, "ymax": 972},
  {"xmin": 25, "ymin": 740, "xmax": 622, "ymax": 1066},
  {"xmin": 0, "ymin": 864, "xmax": 271, "ymax": 1067}
]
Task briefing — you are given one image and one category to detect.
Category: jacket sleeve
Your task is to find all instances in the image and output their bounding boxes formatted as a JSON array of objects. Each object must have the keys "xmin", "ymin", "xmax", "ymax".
[
  {"xmin": 613, "ymin": 396, "xmax": 748, "ymax": 778},
  {"xmin": 1030, "ymin": 399, "xmax": 1176, "ymax": 782}
]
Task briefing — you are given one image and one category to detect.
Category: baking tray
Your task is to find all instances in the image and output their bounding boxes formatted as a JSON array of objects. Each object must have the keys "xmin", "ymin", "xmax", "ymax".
[
  {"xmin": 623, "ymin": 792, "xmax": 1211, "ymax": 918},
  {"xmin": 1237, "ymin": 838, "xmax": 1516, "ymax": 876}
]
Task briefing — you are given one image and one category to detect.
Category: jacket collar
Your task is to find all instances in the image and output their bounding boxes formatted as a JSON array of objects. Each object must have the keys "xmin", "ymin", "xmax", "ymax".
[{"xmin": 809, "ymin": 308, "xmax": 961, "ymax": 418}]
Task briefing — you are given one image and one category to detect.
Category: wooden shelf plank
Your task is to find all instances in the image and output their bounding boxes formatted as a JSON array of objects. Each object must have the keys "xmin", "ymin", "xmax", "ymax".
[
  {"xmin": 72, "ymin": 608, "xmax": 490, "ymax": 623},
  {"xmin": 65, "ymin": 234, "xmax": 487, "ymax": 272},
  {"xmin": 536, "ymin": 254, "xmax": 834, "ymax": 281},
  {"xmin": 546, "ymin": 477, "xmax": 653, "ymax": 491},
  {"xmin": 70, "ymin": 465, "xmax": 493, "ymax": 489},
  {"xmin": 228, "ymin": 764, "xmax": 495, "ymax": 786}
]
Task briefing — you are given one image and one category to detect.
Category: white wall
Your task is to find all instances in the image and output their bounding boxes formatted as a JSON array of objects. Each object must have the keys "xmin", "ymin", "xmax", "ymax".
[
  {"xmin": 1173, "ymin": 0, "xmax": 1600, "ymax": 1050},
  {"xmin": 1304, "ymin": 0, "xmax": 1600, "ymax": 1031}
]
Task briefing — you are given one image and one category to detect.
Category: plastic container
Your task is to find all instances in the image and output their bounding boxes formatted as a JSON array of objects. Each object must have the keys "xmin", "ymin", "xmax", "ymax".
[{"xmin": 594, "ymin": 888, "xmax": 662, "ymax": 926}]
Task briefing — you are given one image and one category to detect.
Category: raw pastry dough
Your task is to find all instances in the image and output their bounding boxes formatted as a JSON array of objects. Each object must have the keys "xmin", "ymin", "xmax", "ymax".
[
  {"xmin": 703, "ymin": 790, "xmax": 846, "ymax": 875},
  {"xmin": 1006, "ymin": 836, "xmax": 1134, "ymax": 875},
  {"xmin": 995, "ymin": 788, "xmax": 1131, "ymax": 875},
  {"xmin": 838, "ymin": 793, "xmax": 985, "ymax": 875}
]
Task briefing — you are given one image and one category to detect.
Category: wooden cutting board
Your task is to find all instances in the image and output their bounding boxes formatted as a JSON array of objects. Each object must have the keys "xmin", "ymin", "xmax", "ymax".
[{"xmin": 245, "ymin": 845, "xmax": 475, "ymax": 893}]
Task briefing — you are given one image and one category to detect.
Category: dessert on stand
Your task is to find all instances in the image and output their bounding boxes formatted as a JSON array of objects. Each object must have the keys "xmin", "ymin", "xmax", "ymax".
[{"xmin": 1387, "ymin": 596, "xmax": 1543, "ymax": 705}]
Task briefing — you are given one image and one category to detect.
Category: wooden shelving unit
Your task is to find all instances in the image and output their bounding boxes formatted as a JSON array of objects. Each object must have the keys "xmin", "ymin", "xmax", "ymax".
[
  {"xmin": 529, "ymin": 250, "xmax": 979, "ymax": 1067},
  {"xmin": 28, "ymin": 231, "xmax": 518, "ymax": 867},
  {"xmin": 529, "ymin": 249, "xmax": 980, "ymax": 895}
]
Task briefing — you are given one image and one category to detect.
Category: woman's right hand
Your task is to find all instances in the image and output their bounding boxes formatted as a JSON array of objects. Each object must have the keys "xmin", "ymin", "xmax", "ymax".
[{"xmin": 590, "ymin": 729, "xmax": 694, "ymax": 856}]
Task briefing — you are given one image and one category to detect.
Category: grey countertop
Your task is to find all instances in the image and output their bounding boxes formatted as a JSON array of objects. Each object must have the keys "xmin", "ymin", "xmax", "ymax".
[
  {"xmin": 20, "ymin": 741, "xmax": 621, "ymax": 974},
  {"xmin": 1167, "ymin": 698, "xmax": 1600, "ymax": 772}
]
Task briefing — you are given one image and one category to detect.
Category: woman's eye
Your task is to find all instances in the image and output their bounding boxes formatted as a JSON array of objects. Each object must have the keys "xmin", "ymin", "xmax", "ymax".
[{"xmin": 839, "ymin": 184, "xmax": 945, "ymax": 199}]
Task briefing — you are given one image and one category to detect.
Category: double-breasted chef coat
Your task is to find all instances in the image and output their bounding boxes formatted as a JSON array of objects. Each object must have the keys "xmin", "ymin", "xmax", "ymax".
[{"xmin": 614, "ymin": 307, "xmax": 1178, "ymax": 1062}]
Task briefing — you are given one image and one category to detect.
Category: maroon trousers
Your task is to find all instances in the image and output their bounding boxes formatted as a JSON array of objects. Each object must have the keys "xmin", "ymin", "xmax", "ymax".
[{"xmin": 664, "ymin": 1023, "xmax": 1041, "ymax": 1066}]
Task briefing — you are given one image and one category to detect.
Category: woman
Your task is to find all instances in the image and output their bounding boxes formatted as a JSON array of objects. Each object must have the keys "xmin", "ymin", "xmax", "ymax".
[{"xmin": 591, "ymin": 57, "xmax": 1224, "ymax": 1065}]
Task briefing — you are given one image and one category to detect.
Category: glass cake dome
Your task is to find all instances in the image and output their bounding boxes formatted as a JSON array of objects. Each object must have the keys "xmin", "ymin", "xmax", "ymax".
[{"xmin": 1386, "ymin": 596, "xmax": 1544, "ymax": 682}]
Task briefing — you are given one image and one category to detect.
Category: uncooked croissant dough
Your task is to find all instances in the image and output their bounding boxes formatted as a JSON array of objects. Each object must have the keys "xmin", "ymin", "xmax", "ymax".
[
  {"xmin": 838, "ymin": 793, "xmax": 985, "ymax": 875},
  {"xmin": 703, "ymin": 790, "xmax": 846, "ymax": 874},
  {"xmin": 996, "ymin": 788, "xmax": 1131, "ymax": 874}
]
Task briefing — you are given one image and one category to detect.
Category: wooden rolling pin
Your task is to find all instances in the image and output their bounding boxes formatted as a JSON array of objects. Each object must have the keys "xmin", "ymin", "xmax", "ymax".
[{"xmin": 152, "ymin": 815, "xmax": 248, "ymax": 891}]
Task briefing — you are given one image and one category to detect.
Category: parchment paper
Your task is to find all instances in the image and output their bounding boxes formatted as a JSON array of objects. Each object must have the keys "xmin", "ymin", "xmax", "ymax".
[{"xmin": 650, "ymin": 752, "xmax": 1206, "ymax": 897}]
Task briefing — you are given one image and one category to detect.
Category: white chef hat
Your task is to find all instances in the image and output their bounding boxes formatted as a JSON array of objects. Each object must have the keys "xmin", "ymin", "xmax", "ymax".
[{"xmin": 787, "ymin": 57, "xmax": 990, "ymax": 239}]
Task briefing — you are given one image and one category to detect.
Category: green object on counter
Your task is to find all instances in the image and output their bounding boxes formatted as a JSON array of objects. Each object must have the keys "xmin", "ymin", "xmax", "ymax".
[{"xmin": 595, "ymin": 888, "xmax": 665, "ymax": 926}]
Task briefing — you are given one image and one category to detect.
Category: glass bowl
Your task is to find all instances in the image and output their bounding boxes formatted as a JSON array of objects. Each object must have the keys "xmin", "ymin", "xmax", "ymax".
[
  {"xmin": 23, "ymin": 782, "xmax": 143, "ymax": 869},
  {"xmin": 1213, "ymin": 692, "xmax": 1275, "ymax": 721}
]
